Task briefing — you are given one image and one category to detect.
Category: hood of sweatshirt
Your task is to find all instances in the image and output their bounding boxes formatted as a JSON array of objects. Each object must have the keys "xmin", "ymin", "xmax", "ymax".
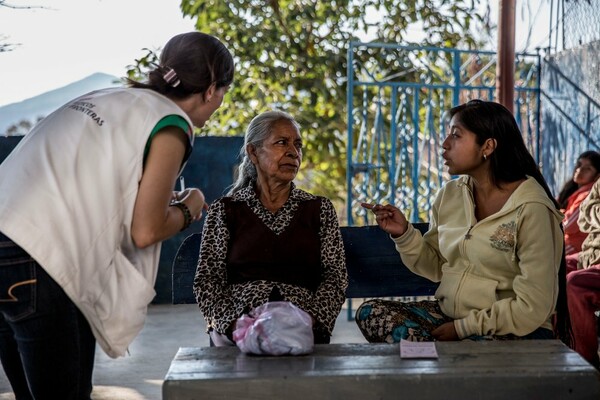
[{"xmin": 455, "ymin": 175, "xmax": 563, "ymax": 223}]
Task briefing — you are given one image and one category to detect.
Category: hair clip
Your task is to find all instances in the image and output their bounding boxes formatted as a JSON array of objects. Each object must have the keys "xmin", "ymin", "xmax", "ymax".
[{"xmin": 163, "ymin": 67, "xmax": 181, "ymax": 88}]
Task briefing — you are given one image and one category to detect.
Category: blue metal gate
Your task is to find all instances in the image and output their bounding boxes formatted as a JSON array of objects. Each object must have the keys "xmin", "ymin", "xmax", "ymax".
[{"xmin": 346, "ymin": 42, "xmax": 542, "ymax": 226}]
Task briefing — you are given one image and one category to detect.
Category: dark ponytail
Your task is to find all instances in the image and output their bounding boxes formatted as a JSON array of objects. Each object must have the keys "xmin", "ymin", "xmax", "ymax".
[{"xmin": 127, "ymin": 32, "xmax": 234, "ymax": 100}]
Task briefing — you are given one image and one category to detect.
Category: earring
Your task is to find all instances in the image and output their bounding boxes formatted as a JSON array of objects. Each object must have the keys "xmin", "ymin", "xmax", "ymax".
[{"xmin": 483, "ymin": 154, "xmax": 487, "ymax": 161}]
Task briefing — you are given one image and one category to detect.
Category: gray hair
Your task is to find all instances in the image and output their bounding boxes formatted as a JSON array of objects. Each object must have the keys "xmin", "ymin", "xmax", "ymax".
[{"xmin": 227, "ymin": 110, "xmax": 300, "ymax": 195}]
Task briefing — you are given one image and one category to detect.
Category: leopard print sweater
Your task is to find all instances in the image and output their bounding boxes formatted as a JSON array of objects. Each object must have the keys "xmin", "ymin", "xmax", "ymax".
[{"xmin": 193, "ymin": 183, "xmax": 348, "ymax": 337}]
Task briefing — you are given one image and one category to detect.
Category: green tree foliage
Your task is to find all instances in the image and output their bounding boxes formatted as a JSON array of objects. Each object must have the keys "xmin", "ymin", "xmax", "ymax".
[{"xmin": 130, "ymin": 1, "xmax": 490, "ymax": 205}]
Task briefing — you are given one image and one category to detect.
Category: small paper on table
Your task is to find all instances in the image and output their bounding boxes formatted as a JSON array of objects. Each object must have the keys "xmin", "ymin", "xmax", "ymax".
[{"xmin": 400, "ymin": 339, "xmax": 439, "ymax": 359}]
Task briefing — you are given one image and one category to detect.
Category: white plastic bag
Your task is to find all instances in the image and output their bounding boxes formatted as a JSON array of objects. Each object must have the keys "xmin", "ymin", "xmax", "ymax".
[{"xmin": 232, "ymin": 301, "xmax": 314, "ymax": 356}]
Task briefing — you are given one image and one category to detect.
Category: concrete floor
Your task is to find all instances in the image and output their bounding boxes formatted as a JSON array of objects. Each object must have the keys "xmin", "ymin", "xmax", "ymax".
[{"xmin": 0, "ymin": 303, "xmax": 367, "ymax": 400}]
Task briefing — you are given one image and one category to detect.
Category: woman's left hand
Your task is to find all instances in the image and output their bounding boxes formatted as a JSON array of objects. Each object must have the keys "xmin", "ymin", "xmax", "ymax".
[
  {"xmin": 171, "ymin": 190, "xmax": 184, "ymax": 203},
  {"xmin": 431, "ymin": 322, "xmax": 459, "ymax": 341},
  {"xmin": 178, "ymin": 188, "xmax": 209, "ymax": 221}
]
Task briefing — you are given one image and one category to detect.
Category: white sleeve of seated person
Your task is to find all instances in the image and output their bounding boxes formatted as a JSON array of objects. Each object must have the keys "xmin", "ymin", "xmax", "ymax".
[
  {"xmin": 578, "ymin": 179, "xmax": 600, "ymax": 234},
  {"xmin": 390, "ymin": 196, "xmax": 445, "ymax": 283}
]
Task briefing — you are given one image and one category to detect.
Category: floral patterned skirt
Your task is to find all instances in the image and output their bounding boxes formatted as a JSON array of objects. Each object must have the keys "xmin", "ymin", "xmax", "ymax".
[
  {"xmin": 355, "ymin": 299, "xmax": 451, "ymax": 343},
  {"xmin": 355, "ymin": 299, "xmax": 554, "ymax": 343}
]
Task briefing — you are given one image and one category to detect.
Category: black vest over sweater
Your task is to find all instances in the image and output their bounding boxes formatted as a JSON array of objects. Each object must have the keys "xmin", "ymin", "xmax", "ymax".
[{"xmin": 224, "ymin": 198, "xmax": 322, "ymax": 292}]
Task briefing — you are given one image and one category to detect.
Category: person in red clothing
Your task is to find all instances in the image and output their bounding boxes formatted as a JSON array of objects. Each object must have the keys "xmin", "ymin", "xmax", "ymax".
[
  {"xmin": 567, "ymin": 176, "xmax": 600, "ymax": 369},
  {"xmin": 557, "ymin": 151, "xmax": 600, "ymax": 273}
]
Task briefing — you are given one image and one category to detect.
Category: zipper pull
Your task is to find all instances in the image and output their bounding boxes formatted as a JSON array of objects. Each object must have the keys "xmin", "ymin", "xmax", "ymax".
[{"xmin": 465, "ymin": 225, "xmax": 474, "ymax": 239}]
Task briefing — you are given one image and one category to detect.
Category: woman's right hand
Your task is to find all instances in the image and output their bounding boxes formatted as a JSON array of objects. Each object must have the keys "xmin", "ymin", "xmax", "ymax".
[{"xmin": 361, "ymin": 203, "xmax": 409, "ymax": 238}]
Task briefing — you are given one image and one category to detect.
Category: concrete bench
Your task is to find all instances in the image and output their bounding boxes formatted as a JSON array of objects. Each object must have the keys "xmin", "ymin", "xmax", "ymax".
[
  {"xmin": 163, "ymin": 341, "xmax": 600, "ymax": 399},
  {"xmin": 166, "ymin": 223, "xmax": 600, "ymax": 399}
]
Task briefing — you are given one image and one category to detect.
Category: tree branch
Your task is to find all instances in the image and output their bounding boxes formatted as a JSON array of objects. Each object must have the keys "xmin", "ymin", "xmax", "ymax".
[{"xmin": 0, "ymin": 1, "xmax": 47, "ymax": 10}]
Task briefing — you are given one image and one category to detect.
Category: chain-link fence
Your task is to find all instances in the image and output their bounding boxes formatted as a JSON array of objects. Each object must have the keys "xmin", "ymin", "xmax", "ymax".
[{"xmin": 561, "ymin": 0, "xmax": 600, "ymax": 50}]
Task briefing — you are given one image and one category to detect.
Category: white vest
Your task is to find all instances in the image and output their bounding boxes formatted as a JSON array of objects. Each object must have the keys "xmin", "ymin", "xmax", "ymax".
[{"xmin": 0, "ymin": 88, "xmax": 193, "ymax": 357}]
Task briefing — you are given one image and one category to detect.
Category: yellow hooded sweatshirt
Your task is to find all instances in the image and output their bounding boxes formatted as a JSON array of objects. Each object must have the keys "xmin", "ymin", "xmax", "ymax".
[{"xmin": 392, "ymin": 176, "xmax": 564, "ymax": 339}]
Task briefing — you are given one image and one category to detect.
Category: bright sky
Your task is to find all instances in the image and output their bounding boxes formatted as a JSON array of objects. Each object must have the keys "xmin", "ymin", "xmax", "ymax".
[
  {"xmin": 0, "ymin": 0, "xmax": 551, "ymax": 108},
  {"xmin": 0, "ymin": 0, "xmax": 195, "ymax": 107}
]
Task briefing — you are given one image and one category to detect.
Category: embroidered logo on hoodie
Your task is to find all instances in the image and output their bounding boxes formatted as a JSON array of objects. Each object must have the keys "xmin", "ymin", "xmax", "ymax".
[{"xmin": 490, "ymin": 222, "xmax": 516, "ymax": 252}]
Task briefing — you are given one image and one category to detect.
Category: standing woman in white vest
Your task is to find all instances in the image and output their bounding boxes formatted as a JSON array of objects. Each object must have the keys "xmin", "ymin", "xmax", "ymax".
[{"xmin": 0, "ymin": 32, "xmax": 233, "ymax": 399}]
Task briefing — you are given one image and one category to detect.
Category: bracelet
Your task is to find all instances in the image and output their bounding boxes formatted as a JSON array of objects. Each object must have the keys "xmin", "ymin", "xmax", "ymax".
[{"xmin": 171, "ymin": 201, "xmax": 192, "ymax": 231}]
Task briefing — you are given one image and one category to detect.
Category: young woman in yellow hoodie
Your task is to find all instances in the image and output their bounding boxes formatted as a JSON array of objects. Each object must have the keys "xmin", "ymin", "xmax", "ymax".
[{"xmin": 355, "ymin": 100, "xmax": 571, "ymax": 346}]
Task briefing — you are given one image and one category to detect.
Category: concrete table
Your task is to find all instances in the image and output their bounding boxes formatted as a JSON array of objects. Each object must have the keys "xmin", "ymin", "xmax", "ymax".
[{"xmin": 163, "ymin": 341, "xmax": 600, "ymax": 400}]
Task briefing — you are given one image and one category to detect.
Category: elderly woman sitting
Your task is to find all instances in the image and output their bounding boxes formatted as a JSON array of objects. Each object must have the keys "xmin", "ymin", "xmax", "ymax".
[{"xmin": 193, "ymin": 110, "xmax": 348, "ymax": 345}]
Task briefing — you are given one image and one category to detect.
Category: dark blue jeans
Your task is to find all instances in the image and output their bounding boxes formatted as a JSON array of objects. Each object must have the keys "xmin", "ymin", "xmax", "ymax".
[{"xmin": 0, "ymin": 232, "xmax": 96, "ymax": 400}]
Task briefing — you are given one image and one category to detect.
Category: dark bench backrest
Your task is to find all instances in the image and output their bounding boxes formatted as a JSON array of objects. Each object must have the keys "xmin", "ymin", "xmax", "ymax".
[
  {"xmin": 172, "ymin": 233, "xmax": 203, "ymax": 304},
  {"xmin": 172, "ymin": 223, "xmax": 438, "ymax": 304},
  {"xmin": 342, "ymin": 223, "xmax": 437, "ymax": 298}
]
